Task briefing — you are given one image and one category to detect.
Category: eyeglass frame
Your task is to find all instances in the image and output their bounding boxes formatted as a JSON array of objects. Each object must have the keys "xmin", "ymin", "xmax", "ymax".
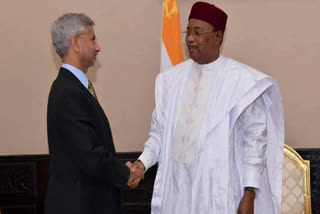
[{"xmin": 182, "ymin": 28, "xmax": 220, "ymax": 38}]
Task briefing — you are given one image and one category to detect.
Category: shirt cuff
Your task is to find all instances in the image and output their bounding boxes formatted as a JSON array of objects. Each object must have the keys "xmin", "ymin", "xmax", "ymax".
[
  {"xmin": 138, "ymin": 151, "xmax": 155, "ymax": 172},
  {"xmin": 243, "ymin": 165, "xmax": 262, "ymax": 189}
]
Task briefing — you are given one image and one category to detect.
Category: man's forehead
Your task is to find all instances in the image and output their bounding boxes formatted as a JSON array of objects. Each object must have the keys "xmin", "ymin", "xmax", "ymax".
[
  {"xmin": 85, "ymin": 25, "xmax": 94, "ymax": 33},
  {"xmin": 81, "ymin": 26, "xmax": 95, "ymax": 38},
  {"xmin": 187, "ymin": 19, "xmax": 213, "ymax": 29}
]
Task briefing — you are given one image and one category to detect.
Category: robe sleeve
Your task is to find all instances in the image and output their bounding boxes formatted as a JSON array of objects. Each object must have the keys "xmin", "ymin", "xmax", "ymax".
[
  {"xmin": 238, "ymin": 95, "xmax": 268, "ymax": 189},
  {"xmin": 138, "ymin": 75, "xmax": 164, "ymax": 171}
]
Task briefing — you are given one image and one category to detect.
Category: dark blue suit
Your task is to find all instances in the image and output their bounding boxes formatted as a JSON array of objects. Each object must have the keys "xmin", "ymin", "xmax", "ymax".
[{"xmin": 45, "ymin": 67, "xmax": 129, "ymax": 214}]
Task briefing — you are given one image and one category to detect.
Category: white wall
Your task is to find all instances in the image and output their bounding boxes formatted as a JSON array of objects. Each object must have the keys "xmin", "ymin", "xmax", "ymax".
[{"xmin": 0, "ymin": 0, "xmax": 319, "ymax": 155}]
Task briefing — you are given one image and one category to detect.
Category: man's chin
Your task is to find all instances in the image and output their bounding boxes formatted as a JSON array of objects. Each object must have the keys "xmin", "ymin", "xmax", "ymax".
[
  {"xmin": 90, "ymin": 59, "xmax": 97, "ymax": 67},
  {"xmin": 189, "ymin": 54, "xmax": 200, "ymax": 63}
]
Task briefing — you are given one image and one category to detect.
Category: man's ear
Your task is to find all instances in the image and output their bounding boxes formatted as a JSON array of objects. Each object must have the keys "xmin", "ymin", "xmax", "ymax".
[
  {"xmin": 215, "ymin": 30, "xmax": 223, "ymax": 46},
  {"xmin": 70, "ymin": 35, "xmax": 80, "ymax": 53}
]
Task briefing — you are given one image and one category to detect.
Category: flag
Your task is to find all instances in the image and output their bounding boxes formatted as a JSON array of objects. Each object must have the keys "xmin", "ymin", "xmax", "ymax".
[{"xmin": 160, "ymin": 0, "xmax": 184, "ymax": 73}]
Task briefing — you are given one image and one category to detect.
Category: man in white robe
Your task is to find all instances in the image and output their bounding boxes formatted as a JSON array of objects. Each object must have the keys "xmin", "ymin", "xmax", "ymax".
[{"xmin": 130, "ymin": 2, "xmax": 284, "ymax": 214}]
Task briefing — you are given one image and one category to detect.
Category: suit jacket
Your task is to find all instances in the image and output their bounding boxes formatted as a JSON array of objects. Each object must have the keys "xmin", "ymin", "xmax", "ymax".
[{"xmin": 45, "ymin": 67, "xmax": 130, "ymax": 214}]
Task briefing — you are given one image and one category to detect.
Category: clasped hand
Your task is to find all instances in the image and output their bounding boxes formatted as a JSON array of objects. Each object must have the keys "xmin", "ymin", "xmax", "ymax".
[{"xmin": 125, "ymin": 161, "xmax": 145, "ymax": 189}]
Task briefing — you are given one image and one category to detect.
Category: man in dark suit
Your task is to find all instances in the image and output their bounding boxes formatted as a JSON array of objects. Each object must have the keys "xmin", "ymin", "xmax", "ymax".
[{"xmin": 45, "ymin": 13, "xmax": 141, "ymax": 214}]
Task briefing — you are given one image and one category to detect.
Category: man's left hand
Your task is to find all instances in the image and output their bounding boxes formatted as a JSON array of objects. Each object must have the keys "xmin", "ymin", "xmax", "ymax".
[
  {"xmin": 127, "ymin": 160, "xmax": 145, "ymax": 189},
  {"xmin": 237, "ymin": 191, "xmax": 255, "ymax": 214}
]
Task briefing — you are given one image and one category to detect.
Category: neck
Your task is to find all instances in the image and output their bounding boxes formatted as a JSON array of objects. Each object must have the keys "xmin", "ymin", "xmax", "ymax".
[
  {"xmin": 197, "ymin": 52, "xmax": 220, "ymax": 65},
  {"xmin": 206, "ymin": 52, "xmax": 220, "ymax": 64}
]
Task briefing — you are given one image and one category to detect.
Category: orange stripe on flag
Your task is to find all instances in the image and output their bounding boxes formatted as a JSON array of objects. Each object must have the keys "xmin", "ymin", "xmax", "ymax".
[{"xmin": 162, "ymin": 0, "xmax": 183, "ymax": 66}]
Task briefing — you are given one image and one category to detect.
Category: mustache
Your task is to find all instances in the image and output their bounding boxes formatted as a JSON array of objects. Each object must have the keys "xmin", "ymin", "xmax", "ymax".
[{"xmin": 187, "ymin": 44, "xmax": 198, "ymax": 49}]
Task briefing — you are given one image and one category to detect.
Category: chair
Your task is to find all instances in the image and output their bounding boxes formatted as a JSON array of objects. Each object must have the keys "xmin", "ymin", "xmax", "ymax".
[{"xmin": 281, "ymin": 144, "xmax": 312, "ymax": 214}]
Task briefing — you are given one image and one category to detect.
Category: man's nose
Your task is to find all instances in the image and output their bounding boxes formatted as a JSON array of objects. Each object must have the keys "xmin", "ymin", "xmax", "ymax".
[
  {"xmin": 95, "ymin": 43, "xmax": 101, "ymax": 52},
  {"xmin": 186, "ymin": 34, "xmax": 196, "ymax": 43}
]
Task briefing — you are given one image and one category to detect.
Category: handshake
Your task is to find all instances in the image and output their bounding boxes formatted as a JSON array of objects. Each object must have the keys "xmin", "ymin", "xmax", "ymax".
[{"xmin": 125, "ymin": 160, "xmax": 145, "ymax": 189}]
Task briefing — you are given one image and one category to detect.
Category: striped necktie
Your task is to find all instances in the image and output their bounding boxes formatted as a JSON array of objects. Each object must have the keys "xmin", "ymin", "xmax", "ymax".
[{"xmin": 88, "ymin": 80, "xmax": 98, "ymax": 101}]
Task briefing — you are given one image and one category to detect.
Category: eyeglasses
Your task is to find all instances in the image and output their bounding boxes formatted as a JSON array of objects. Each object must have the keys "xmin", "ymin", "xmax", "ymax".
[{"xmin": 182, "ymin": 29, "xmax": 218, "ymax": 37}]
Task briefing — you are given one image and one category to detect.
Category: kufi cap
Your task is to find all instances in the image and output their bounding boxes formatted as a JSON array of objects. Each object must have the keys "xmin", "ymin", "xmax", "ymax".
[{"xmin": 188, "ymin": 2, "xmax": 228, "ymax": 32}]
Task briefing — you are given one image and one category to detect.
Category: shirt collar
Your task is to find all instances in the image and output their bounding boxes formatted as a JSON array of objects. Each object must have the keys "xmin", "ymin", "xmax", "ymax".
[
  {"xmin": 192, "ymin": 55, "xmax": 224, "ymax": 72},
  {"xmin": 62, "ymin": 63, "xmax": 89, "ymax": 89}
]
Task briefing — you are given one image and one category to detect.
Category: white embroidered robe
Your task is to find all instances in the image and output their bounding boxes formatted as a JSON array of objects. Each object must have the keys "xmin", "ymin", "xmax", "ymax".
[{"xmin": 139, "ymin": 55, "xmax": 284, "ymax": 214}]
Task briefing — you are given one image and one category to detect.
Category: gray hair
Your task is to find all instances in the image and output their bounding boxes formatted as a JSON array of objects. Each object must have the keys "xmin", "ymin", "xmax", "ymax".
[{"xmin": 51, "ymin": 13, "xmax": 95, "ymax": 58}]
